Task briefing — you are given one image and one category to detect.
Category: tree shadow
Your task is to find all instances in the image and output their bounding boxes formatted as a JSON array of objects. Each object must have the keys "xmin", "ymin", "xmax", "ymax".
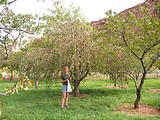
[
  {"xmin": 8, "ymin": 88, "xmax": 61, "ymax": 103},
  {"xmin": 79, "ymin": 88, "xmax": 126, "ymax": 97},
  {"xmin": 9, "ymin": 86, "xmax": 134, "ymax": 104}
]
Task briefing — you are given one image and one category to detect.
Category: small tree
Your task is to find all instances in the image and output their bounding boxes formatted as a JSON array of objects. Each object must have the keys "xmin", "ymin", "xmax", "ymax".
[
  {"xmin": 0, "ymin": 51, "xmax": 24, "ymax": 81},
  {"xmin": 97, "ymin": 44, "xmax": 130, "ymax": 87},
  {"xmin": 19, "ymin": 38, "xmax": 60, "ymax": 88},
  {"xmin": 104, "ymin": 4, "xmax": 160, "ymax": 109}
]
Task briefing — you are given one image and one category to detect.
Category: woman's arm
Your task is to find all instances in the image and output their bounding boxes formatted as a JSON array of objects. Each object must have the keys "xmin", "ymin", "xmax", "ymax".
[
  {"xmin": 60, "ymin": 79, "xmax": 63, "ymax": 83},
  {"xmin": 60, "ymin": 79, "xmax": 68, "ymax": 83}
]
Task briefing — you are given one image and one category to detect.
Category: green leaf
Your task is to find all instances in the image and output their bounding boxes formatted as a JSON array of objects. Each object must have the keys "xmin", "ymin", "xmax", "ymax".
[
  {"xmin": 19, "ymin": 76, "xmax": 25, "ymax": 81},
  {"xmin": 29, "ymin": 80, "xmax": 34, "ymax": 86},
  {"xmin": 11, "ymin": 89, "xmax": 15, "ymax": 95},
  {"xmin": 23, "ymin": 86, "xmax": 29, "ymax": 90},
  {"xmin": 0, "ymin": 73, "xmax": 2, "ymax": 79},
  {"xmin": 4, "ymin": 86, "xmax": 9, "ymax": 92},
  {"xmin": 0, "ymin": 102, "xmax": 4, "ymax": 108},
  {"xmin": 0, "ymin": 0, "xmax": 7, "ymax": 5},
  {"xmin": 15, "ymin": 83, "xmax": 19, "ymax": 94}
]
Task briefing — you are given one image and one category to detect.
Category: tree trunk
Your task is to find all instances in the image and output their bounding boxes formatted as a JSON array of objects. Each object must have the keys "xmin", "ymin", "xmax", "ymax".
[
  {"xmin": 35, "ymin": 80, "xmax": 39, "ymax": 88},
  {"xmin": 10, "ymin": 70, "xmax": 13, "ymax": 81},
  {"xmin": 134, "ymin": 88, "xmax": 141, "ymax": 109},
  {"xmin": 73, "ymin": 68, "xmax": 89, "ymax": 97},
  {"xmin": 134, "ymin": 73, "xmax": 146, "ymax": 109},
  {"xmin": 74, "ymin": 80, "xmax": 80, "ymax": 97},
  {"xmin": 114, "ymin": 79, "xmax": 117, "ymax": 87}
]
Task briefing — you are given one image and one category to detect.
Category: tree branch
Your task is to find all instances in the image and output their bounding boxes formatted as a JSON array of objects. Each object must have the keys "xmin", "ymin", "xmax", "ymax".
[
  {"xmin": 118, "ymin": 70, "xmax": 138, "ymax": 90},
  {"xmin": 147, "ymin": 66, "xmax": 157, "ymax": 74},
  {"xmin": 121, "ymin": 32, "xmax": 141, "ymax": 60},
  {"xmin": 79, "ymin": 64, "xmax": 90, "ymax": 83},
  {"xmin": 0, "ymin": 91, "xmax": 11, "ymax": 96},
  {"xmin": 79, "ymin": 69, "xmax": 89, "ymax": 82},
  {"xmin": 0, "ymin": 21, "xmax": 39, "ymax": 34},
  {"xmin": 146, "ymin": 53, "xmax": 160, "ymax": 72},
  {"xmin": 140, "ymin": 58, "xmax": 146, "ymax": 73},
  {"xmin": 141, "ymin": 40, "xmax": 160, "ymax": 59},
  {"xmin": 3, "ymin": 32, "xmax": 11, "ymax": 60},
  {"xmin": 8, "ymin": 0, "xmax": 18, "ymax": 5}
]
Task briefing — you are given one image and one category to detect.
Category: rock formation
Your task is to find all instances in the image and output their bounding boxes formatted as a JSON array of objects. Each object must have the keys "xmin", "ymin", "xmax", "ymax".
[{"xmin": 91, "ymin": 0, "xmax": 158, "ymax": 28}]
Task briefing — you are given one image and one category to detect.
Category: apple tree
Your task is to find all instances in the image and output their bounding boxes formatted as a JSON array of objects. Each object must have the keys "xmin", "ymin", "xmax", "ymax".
[{"xmin": 41, "ymin": 2, "xmax": 98, "ymax": 96}]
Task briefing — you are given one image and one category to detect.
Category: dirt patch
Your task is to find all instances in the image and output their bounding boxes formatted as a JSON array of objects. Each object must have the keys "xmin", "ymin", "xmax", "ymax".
[
  {"xmin": 114, "ymin": 103, "xmax": 160, "ymax": 116},
  {"xmin": 103, "ymin": 86, "xmax": 128, "ymax": 88},
  {"xmin": 69, "ymin": 94, "xmax": 89, "ymax": 98},
  {"xmin": 147, "ymin": 89, "xmax": 160, "ymax": 93},
  {"xmin": 146, "ymin": 73, "xmax": 160, "ymax": 78}
]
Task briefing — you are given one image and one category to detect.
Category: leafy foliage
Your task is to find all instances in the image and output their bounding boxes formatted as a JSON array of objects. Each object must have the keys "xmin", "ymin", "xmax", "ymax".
[
  {"xmin": 0, "ymin": 73, "xmax": 2, "ymax": 79},
  {"xmin": 20, "ymin": 2, "xmax": 98, "ymax": 95},
  {"xmin": 0, "ymin": 51, "xmax": 24, "ymax": 70},
  {"xmin": 97, "ymin": 44, "xmax": 130, "ymax": 87},
  {"xmin": 0, "ymin": 6, "xmax": 38, "ymax": 60},
  {"xmin": 102, "ymin": 4, "xmax": 160, "ymax": 108},
  {"xmin": 19, "ymin": 46, "xmax": 56, "ymax": 87},
  {"xmin": 0, "ymin": 0, "xmax": 8, "ymax": 5},
  {"xmin": 41, "ymin": 2, "xmax": 98, "ymax": 96},
  {"xmin": 0, "ymin": 0, "xmax": 18, "ymax": 5}
]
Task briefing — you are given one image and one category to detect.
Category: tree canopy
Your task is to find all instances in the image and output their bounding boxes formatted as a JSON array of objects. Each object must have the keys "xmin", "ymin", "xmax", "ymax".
[{"xmin": 100, "ymin": 4, "xmax": 160, "ymax": 108}]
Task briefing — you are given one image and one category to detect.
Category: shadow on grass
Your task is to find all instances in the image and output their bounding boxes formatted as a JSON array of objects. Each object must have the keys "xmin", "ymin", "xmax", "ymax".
[
  {"xmin": 4, "ymin": 85, "xmax": 136, "ymax": 107},
  {"xmin": 0, "ymin": 80, "xmax": 18, "ymax": 83},
  {"xmin": 8, "ymin": 87, "xmax": 126, "ymax": 104},
  {"xmin": 80, "ymin": 88, "xmax": 126, "ymax": 97},
  {"xmin": 2, "ymin": 88, "xmax": 61, "ymax": 104}
]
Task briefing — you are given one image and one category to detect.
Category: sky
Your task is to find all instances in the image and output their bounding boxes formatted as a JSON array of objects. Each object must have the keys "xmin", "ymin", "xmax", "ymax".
[{"xmin": 9, "ymin": 0, "xmax": 146, "ymax": 22}]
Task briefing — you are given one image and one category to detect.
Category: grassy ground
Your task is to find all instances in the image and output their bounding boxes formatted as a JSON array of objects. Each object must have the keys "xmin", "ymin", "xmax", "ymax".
[{"xmin": 0, "ymin": 78, "xmax": 159, "ymax": 120}]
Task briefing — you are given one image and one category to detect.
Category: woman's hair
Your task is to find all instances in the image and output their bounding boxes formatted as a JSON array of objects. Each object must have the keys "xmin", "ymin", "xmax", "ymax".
[{"xmin": 63, "ymin": 65, "xmax": 68, "ymax": 70}]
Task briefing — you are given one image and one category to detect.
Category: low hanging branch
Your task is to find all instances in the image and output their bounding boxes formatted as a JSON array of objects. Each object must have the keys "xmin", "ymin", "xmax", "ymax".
[
  {"xmin": 0, "ymin": 75, "xmax": 34, "ymax": 96},
  {"xmin": 0, "ymin": 21, "xmax": 40, "ymax": 34}
]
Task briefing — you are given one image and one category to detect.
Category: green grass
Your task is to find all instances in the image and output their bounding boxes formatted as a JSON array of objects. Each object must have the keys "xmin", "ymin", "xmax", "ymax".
[{"xmin": 0, "ymin": 78, "xmax": 160, "ymax": 120}]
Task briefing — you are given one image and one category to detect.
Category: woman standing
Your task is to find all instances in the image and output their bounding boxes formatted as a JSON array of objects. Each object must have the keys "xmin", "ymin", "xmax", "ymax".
[{"xmin": 60, "ymin": 66, "xmax": 71, "ymax": 109}]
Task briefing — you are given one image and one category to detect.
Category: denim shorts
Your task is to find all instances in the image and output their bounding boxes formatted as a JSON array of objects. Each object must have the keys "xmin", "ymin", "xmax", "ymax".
[{"xmin": 62, "ymin": 85, "xmax": 68, "ymax": 93}]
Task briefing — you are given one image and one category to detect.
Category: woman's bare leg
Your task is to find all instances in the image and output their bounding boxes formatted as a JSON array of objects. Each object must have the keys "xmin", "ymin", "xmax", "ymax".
[
  {"xmin": 61, "ymin": 93, "xmax": 66, "ymax": 108},
  {"xmin": 65, "ymin": 92, "xmax": 69, "ymax": 107}
]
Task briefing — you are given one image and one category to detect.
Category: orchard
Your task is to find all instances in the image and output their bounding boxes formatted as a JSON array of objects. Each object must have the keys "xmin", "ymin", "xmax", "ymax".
[{"xmin": 0, "ymin": 0, "xmax": 160, "ymax": 119}]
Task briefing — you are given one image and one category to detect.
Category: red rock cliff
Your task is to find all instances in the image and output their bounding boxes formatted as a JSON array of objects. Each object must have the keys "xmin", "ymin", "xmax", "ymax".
[{"xmin": 91, "ymin": 0, "xmax": 158, "ymax": 28}]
